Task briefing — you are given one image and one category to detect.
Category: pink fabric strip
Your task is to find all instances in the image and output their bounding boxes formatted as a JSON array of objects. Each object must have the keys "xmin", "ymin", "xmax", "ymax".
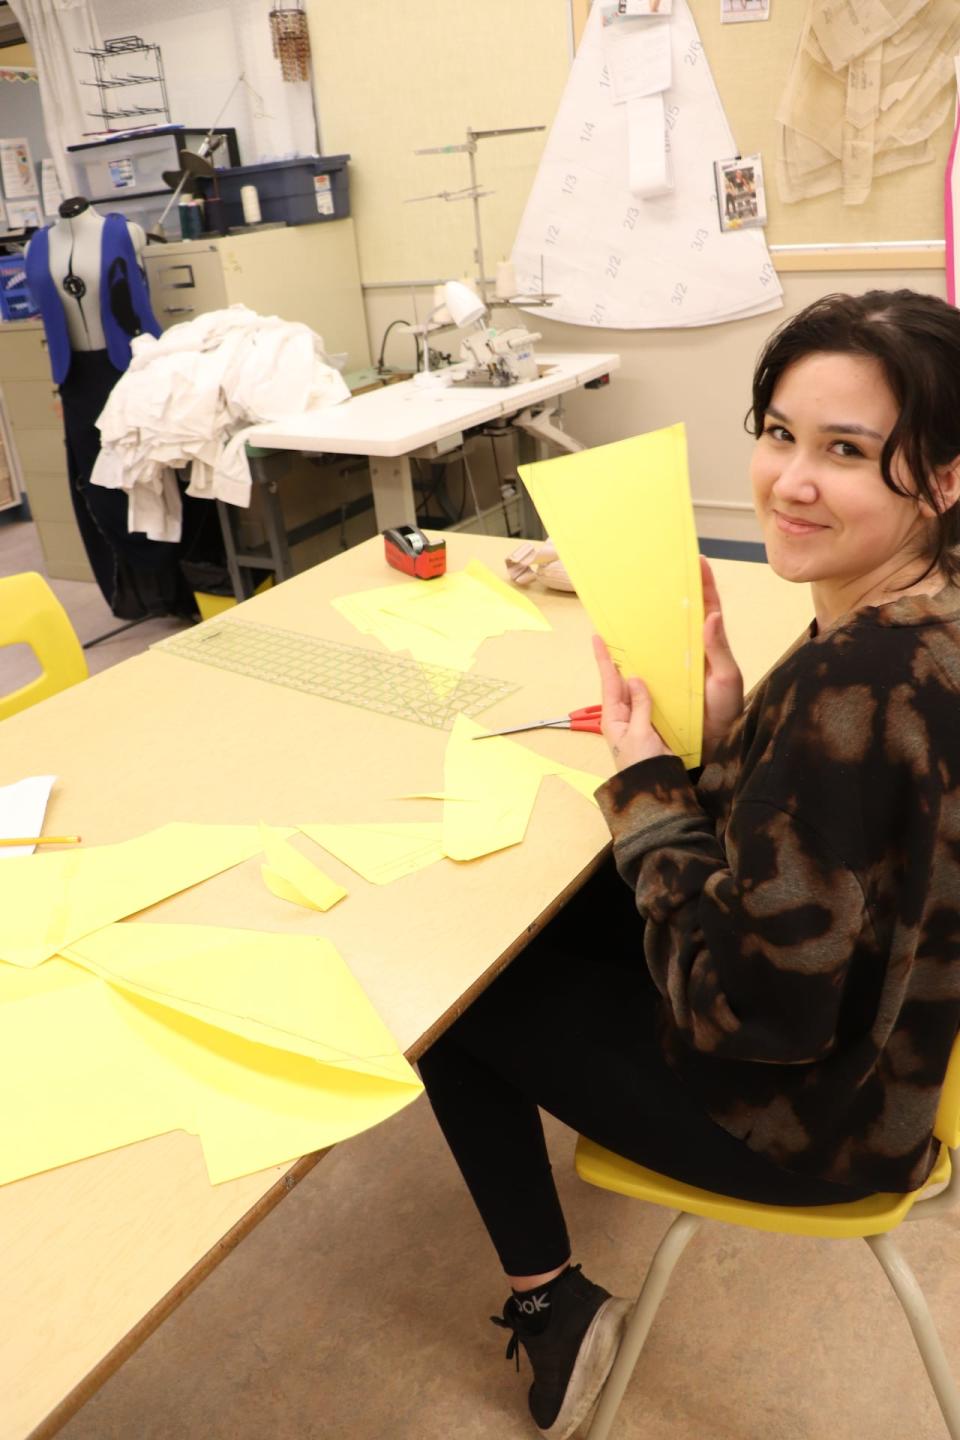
[{"xmin": 946, "ymin": 77, "xmax": 960, "ymax": 307}]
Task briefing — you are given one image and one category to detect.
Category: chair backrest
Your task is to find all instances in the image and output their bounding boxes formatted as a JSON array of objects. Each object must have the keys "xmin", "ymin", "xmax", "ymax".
[
  {"xmin": 934, "ymin": 1030, "xmax": 960, "ymax": 1150},
  {"xmin": 0, "ymin": 572, "xmax": 88, "ymax": 721}
]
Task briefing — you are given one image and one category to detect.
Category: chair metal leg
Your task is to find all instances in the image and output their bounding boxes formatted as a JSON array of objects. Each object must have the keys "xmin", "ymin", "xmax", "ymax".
[
  {"xmin": 866, "ymin": 1232, "xmax": 960, "ymax": 1439},
  {"xmin": 586, "ymin": 1213, "xmax": 702, "ymax": 1440}
]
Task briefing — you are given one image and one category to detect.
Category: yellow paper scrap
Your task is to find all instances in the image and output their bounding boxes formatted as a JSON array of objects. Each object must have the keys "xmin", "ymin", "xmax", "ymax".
[
  {"xmin": 0, "ymin": 823, "xmax": 290, "ymax": 970},
  {"xmin": 519, "ymin": 427, "xmax": 704, "ymax": 766},
  {"xmin": 259, "ymin": 822, "xmax": 347, "ymax": 912},
  {"xmin": 441, "ymin": 715, "xmax": 545, "ymax": 861},
  {"xmin": 441, "ymin": 716, "xmax": 607, "ymax": 861},
  {"xmin": 331, "ymin": 559, "xmax": 551, "ymax": 674},
  {"xmin": 299, "ymin": 822, "xmax": 445, "ymax": 886},
  {"xmin": 0, "ymin": 925, "xmax": 422, "ymax": 1188}
]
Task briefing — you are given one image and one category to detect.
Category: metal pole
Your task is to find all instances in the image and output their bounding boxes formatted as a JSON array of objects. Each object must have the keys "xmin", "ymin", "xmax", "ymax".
[{"xmin": 466, "ymin": 131, "xmax": 488, "ymax": 306}]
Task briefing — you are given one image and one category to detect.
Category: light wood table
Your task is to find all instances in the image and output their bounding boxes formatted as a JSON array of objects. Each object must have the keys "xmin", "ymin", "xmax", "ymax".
[{"xmin": 0, "ymin": 534, "xmax": 813, "ymax": 1440}]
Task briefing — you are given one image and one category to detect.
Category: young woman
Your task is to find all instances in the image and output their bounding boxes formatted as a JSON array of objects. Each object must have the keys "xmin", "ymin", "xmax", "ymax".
[{"xmin": 418, "ymin": 290, "xmax": 960, "ymax": 1438}]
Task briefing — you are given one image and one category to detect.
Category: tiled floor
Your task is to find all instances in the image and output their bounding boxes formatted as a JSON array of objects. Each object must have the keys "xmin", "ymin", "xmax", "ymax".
[{"xmin": 5, "ymin": 510, "xmax": 960, "ymax": 1440}]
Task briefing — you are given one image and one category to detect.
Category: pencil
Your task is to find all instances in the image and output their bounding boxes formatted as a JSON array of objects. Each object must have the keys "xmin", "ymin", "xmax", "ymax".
[{"xmin": 0, "ymin": 835, "xmax": 82, "ymax": 847}]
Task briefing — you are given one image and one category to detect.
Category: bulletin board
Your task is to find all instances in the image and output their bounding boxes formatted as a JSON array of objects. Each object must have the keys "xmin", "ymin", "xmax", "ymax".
[
  {"xmin": 309, "ymin": 0, "xmax": 956, "ymax": 287},
  {"xmin": 0, "ymin": 68, "xmax": 49, "ymax": 200}
]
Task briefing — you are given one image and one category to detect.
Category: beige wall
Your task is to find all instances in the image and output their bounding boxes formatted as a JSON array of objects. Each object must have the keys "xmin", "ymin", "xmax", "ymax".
[{"xmin": 309, "ymin": 0, "xmax": 953, "ymax": 543}]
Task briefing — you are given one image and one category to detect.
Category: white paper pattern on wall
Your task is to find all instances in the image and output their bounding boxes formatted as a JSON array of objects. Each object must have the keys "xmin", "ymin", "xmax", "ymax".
[{"xmin": 510, "ymin": 0, "xmax": 783, "ymax": 330}]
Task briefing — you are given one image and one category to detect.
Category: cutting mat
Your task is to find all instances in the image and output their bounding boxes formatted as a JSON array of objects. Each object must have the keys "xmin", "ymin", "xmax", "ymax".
[{"xmin": 154, "ymin": 620, "xmax": 519, "ymax": 730}]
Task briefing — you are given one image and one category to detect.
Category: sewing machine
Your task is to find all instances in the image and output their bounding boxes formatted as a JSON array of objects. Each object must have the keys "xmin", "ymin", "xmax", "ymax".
[{"xmin": 454, "ymin": 323, "xmax": 543, "ymax": 387}]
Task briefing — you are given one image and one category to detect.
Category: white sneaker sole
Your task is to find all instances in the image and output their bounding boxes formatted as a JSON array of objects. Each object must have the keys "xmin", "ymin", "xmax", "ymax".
[{"xmin": 537, "ymin": 1296, "xmax": 633, "ymax": 1440}]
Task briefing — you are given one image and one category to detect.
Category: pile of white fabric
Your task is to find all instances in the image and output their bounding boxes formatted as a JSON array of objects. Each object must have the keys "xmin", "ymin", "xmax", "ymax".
[{"xmin": 91, "ymin": 304, "xmax": 351, "ymax": 542}]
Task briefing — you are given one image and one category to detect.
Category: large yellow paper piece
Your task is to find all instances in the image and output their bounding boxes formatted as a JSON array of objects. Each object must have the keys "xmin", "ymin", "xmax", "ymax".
[
  {"xmin": 0, "ymin": 823, "xmax": 288, "ymax": 970},
  {"xmin": 298, "ymin": 822, "xmax": 445, "ymax": 886},
  {"xmin": 519, "ymin": 427, "xmax": 703, "ymax": 767},
  {"xmin": 332, "ymin": 559, "xmax": 551, "ymax": 673},
  {"xmin": 259, "ymin": 822, "xmax": 347, "ymax": 911},
  {"xmin": 0, "ymin": 925, "xmax": 422, "ymax": 1187}
]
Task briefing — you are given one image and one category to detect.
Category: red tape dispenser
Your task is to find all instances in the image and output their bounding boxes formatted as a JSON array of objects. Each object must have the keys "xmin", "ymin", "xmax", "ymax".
[{"xmin": 383, "ymin": 525, "xmax": 447, "ymax": 580}]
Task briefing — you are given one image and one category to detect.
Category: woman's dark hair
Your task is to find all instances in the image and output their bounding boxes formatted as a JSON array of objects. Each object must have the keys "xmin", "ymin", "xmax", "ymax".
[{"xmin": 748, "ymin": 289, "xmax": 960, "ymax": 583}]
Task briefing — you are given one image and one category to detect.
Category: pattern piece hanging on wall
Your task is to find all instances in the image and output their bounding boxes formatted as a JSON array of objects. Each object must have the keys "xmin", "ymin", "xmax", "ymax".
[
  {"xmin": 510, "ymin": 0, "xmax": 782, "ymax": 330},
  {"xmin": 779, "ymin": 0, "xmax": 960, "ymax": 206}
]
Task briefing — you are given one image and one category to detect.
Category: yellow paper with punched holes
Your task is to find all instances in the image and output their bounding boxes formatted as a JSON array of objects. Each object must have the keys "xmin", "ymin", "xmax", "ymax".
[
  {"xmin": 259, "ymin": 822, "xmax": 347, "ymax": 911},
  {"xmin": 0, "ymin": 924, "xmax": 423, "ymax": 1188},
  {"xmin": 518, "ymin": 426, "xmax": 704, "ymax": 767},
  {"xmin": 0, "ymin": 823, "xmax": 290, "ymax": 970}
]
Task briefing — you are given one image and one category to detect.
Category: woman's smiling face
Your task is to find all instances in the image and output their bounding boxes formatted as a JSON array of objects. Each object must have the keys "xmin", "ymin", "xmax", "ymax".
[{"xmin": 750, "ymin": 350, "xmax": 932, "ymax": 611}]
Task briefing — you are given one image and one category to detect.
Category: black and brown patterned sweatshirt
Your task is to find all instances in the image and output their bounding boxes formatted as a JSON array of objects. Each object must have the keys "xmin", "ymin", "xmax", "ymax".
[{"xmin": 595, "ymin": 583, "xmax": 960, "ymax": 1194}]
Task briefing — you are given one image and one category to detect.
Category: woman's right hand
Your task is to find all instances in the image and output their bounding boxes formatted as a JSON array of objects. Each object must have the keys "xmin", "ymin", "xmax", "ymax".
[{"xmin": 700, "ymin": 556, "xmax": 744, "ymax": 765}]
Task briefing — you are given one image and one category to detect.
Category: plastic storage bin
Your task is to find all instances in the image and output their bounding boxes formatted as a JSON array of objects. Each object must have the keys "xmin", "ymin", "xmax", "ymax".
[
  {"xmin": 202, "ymin": 156, "xmax": 351, "ymax": 229},
  {"xmin": 66, "ymin": 126, "xmax": 240, "ymax": 202},
  {"xmin": 0, "ymin": 256, "xmax": 39, "ymax": 321}
]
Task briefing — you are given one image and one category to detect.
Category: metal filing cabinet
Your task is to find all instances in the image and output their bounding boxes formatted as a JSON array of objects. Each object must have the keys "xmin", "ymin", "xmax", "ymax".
[
  {"xmin": 141, "ymin": 218, "xmax": 371, "ymax": 368},
  {"xmin": 0, "ymin": 320, "xmax": 92, "ymax": 580}
]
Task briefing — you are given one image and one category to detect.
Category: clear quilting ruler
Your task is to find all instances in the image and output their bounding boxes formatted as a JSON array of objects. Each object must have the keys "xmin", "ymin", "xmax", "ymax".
[{"xmin": 154, "ymin": 620, "xmax": 519, "ymax": 730}]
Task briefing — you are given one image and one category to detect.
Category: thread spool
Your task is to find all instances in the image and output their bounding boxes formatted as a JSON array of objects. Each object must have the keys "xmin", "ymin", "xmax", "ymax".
[
  {"xmin": 240, "ymin": 185, "xmax": 262, "ymax": 225},
  {"xmin": 178, "ymin": 200, "xmax": 202, "ymax": 240},
  {"xmin": 495, "ymin": 260, "xmax": 517, "ymax": 300}
]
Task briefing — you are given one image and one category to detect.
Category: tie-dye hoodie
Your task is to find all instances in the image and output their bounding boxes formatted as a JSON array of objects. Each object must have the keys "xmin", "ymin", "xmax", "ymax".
[{"xmin": 596, "ymin": 583, "xmax": 960, "ymax": 1193}]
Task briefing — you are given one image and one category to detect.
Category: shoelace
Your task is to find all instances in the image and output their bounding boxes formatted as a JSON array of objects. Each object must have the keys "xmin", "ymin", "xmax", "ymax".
[{"xmin": 490, "ymin": 1311, "xmax": 521, "ymax": 1372}]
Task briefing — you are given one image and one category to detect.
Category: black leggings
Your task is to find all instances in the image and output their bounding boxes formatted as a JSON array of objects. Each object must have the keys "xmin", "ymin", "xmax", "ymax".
[{"xmin": 418, "ymin": 860, "xmax": 871, "ymax": 1276}]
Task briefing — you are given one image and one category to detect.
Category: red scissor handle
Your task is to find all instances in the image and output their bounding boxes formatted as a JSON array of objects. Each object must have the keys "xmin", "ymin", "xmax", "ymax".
[{"xmin": 566, "ymin": 705, "xmax": 603, "ymax": 733}]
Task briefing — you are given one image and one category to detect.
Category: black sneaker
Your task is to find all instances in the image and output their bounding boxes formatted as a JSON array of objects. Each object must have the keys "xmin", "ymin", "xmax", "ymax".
[{"xmin": 491, "ymin": 1265, "xmax": 631, "ymax": 1438}]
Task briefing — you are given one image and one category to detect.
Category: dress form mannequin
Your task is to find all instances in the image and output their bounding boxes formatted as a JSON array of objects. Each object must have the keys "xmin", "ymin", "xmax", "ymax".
[{"xmin": 24, "ymin": 197, "xmax": 199, "ymax": 620}]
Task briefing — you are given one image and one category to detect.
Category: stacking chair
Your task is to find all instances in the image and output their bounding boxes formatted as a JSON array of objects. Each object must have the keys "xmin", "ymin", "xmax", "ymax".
[
  {"xmin": 0, "ymin": 571, "xmax": 88, "ymax": 721},
  {"xmin": 576, "ymin": 1032, "xmax": 960, "ymax": 1439}
]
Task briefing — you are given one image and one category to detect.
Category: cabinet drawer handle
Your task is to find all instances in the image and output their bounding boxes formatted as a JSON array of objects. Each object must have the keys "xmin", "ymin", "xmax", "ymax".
[{"xmin": 163, "ymin": 306, "xmax": 195, "ymax": 315}]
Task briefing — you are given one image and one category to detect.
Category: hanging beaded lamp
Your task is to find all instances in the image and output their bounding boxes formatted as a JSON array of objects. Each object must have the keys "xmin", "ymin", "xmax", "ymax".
[{"xmin": 269, "ymin": 1, "xmax": 311, "ymax": 83}]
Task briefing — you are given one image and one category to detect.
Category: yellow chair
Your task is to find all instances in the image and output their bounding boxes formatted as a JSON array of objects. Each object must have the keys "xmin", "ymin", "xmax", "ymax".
[
  {"xmin": 0, "ymin": 572, "xmax": 88, "ymax": 721},
  {"xmin": 576, "ymin": 1033, "xmax": 960, "ymax": 1440}
]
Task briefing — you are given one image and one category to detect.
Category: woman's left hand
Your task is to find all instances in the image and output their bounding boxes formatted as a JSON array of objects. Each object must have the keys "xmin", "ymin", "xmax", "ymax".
[{"xmin": 592, "ymin": 635, "xmax": 673, "ymax": 772}]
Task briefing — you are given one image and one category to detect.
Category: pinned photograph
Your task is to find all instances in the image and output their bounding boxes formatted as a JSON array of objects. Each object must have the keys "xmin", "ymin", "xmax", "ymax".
[
  {"xmin": 714, "ymin": 154, "xmax": 768, "ymax": 231},
  {"xmin": 721, "ymin": 0, "xmax": 770, "ymax": 21}
]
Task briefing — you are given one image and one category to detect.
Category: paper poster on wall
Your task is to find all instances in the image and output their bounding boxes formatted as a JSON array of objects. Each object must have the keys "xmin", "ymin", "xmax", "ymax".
[
  {"xmin": 721, "ymin": 0, "xmax": 770, "ymax": 22},
  {"xmin": 0, "ymin": 137, "xmax": 38, "ymax": 198},
  {"xmin": 510, "ymin": 0, "xmax": 782, "ymax": 329},
  {"xmin": 5, "ymin": 198, "xmax": 41, "ymax": 230},
  {"xmin": 40, "ymin": 158, "xmax": 63, "ymax": 218}
]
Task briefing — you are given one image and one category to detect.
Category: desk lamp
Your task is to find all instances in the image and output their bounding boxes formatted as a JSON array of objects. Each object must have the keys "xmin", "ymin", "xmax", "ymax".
[{"xmin": 414, "ymin": 280, "xmax": 487, "ymax": 387}]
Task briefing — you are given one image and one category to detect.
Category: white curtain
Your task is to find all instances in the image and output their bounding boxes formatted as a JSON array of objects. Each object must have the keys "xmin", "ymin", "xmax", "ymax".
[{"xmin": 7, "ymin": 0, "xmax": 104, "ymax": 196}]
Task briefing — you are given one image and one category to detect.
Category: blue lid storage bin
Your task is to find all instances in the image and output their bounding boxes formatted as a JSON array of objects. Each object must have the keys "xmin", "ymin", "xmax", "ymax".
[
  {"xmin": 201, "ymin": 155, "xmax": 351, "ymax": 229},
  {"xmin": 0, "ymin": 255, "xmax": 39, "ymax": 321}
]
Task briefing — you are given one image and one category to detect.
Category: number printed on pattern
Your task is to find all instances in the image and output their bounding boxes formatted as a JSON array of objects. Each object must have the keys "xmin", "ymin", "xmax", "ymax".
[
  {"xmin": 759, "ymin": 262, "xmax": 776, "ymax": 286},
  {"xmin": 590, "ymin": 301, "xmax": 607, "ymax": 325},
  {"xmin": 623, "ymin": 205, "xmax": 640, "ymax": 230},
  {"xmin": 683, "ymin": 39, "xmax": 702, "ymax": 66},
  {"xmin": 605, "ymin": 253, "xmax": 623, "ymax": 280},
  {"xmin": 545, "ymin": 223, "xmax": 560, "ymax": 246},
  {"xmin": 690, "ymin": 228, "xmax": 708, "ymax": 252},
  {"xmin": 561, "ymin": 173, "xmax": 578, "ymax": 196},
  {"xmin": 580, "ymin": 120, "xmax": 596, "ymax": 143},
  {"xmin": 665, "ymin": 104, "xmax": 680, "ymax": 130},
  {"xmin": 671, "ymin": 282, "xmax": 688, "ymax": 307},
  {"xmin": 599, "ymin": 64, "xmax": 612, "ymax": 89}
]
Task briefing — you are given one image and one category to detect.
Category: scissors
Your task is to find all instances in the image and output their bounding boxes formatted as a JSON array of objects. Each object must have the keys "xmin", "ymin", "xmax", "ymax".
[{"xmin": 473, "ymin": 705, "xmax": 603, "ymax": 739}]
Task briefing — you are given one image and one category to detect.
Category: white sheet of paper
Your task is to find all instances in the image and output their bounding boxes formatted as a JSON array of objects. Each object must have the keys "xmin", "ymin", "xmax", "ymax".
[
  {"xmin": 627, "ymin": 94, "xmax": 673, "ymax": 196},
  {"xmin": 5, "ymin": 197, "xmax": 42, "ymax": 229},
  {"xmin": 511, "ymin": 0, "xmax": 782, "ymax": 329},
  {"xmin": 602, "ymin": 15, "xmax": 672, "ymax": 103},
  {"xmin": 40, "ymin": 157, "xmax": 64, "ymax": 217},
  {"xmin": 0, "ymin": 775, "xmax": 56, "ymax": 858}
]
